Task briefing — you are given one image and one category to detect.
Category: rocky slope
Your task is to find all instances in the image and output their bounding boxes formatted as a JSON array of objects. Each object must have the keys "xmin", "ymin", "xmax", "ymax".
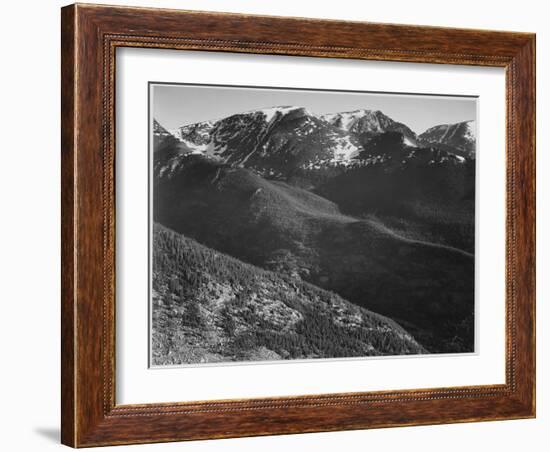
[
  {"xmin": 157, "ymin": 110, "xmax": 475, "ymax": 172},
  {"xmin": 152, "ymin": 223, "xmax": 425, "ymax": 365},
  {"xmin": 169, "ymin": 106, "xmax": 362, "ymax": 176},
  {"xmin": 419, "ymin": 120, "xmax": 476, "ymax": 158},
  {"xmin": 321, "ymin": 109, "xmax": 420, "ymax": 146},
  {"xmin": 153, "ymin": 119, "xmax": 173, "ymax": 151}
]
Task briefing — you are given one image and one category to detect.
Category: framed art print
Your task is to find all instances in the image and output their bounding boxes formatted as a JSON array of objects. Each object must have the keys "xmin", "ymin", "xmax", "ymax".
[
  {"xmin": 149, "ymin": 83, "xmax": 477, "ymax": 367},
  {"xmin": 61, "ymin": 3, "xmax": 535, "ymax": 447}
]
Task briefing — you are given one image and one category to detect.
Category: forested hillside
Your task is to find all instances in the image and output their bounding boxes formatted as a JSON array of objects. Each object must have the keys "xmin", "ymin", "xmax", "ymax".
[{"xmin": 152, "ymin": 224, "xmax": 425, "ymax": 365}]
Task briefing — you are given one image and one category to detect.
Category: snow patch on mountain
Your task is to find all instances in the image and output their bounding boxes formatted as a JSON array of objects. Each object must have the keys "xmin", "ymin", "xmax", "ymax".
[
  {"xmin": 153, "ymin": 105, "xmax": 471, "ymax": 179},
  {"xmin": 259, "ymin": 106, "xmax": 300, "ymax": 123},
  {"xmin": 321, "ymin": 109, "xmax": 382, "ymax": 132},
  {"xmin": 321, "ymin": 110, "xmax": 365, "ymax": 131},
  {"xmin": 403, "ymin": 136, "xmax": 417, "ymax": 147},
  {"xmin": 419, "ymin": 120, "xmax": 476, "ymax": 158},
  {"xmin": 331, "ymin": 136, "xmax": 361, "ymax": 162}
]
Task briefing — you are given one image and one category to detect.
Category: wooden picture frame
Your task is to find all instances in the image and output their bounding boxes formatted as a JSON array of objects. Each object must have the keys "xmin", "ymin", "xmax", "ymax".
[{"xmin": 61, "ymin": 3, "xmax": 536, "ymax": 447}]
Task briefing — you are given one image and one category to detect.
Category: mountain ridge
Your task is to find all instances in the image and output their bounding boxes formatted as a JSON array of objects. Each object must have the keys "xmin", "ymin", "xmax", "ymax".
[
  {"xmin": 153, "ymin": 110, "xmax": 475, "ymax": 197},
  {"xmin": 155, "ymin": 107, "xmax": 475, "ymax": 170},
  {"xmin": 419, "ymin": 120, "xmax": 476, "ymax": 158}
]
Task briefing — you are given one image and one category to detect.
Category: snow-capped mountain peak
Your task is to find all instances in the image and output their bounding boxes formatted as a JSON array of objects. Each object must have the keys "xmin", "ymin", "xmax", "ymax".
[
  {"xmin": 419, "ymin": 120, "xmax": 476, "ymax": 158},
  {"xmin": 321, "ymin": 109, "xmax": 381, "ymax": 130},
  {"xmin": 153, "ymin": 106, "xmax": 473, "ymax": 180},
  {"xmin": 321, "ymin": 109, "xmax": 419, "ymax": 146},
  {"xmin": 167, "ymin": 106, "xmax": 354, "ymax": 172},
  {"xmin": 255, "ymin": 105, "xmax": 306, "ymax": 122}
]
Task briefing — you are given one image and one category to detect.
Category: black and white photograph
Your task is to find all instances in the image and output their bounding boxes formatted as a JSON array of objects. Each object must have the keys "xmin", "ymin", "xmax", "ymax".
[{"xmin": 150, "ymin": 83, "xmax": 477, "ymax": 366}]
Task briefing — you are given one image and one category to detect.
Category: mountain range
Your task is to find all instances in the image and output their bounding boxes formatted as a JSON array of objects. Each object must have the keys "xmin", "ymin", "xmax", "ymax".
[
  {"xmin": 161, "ymin": 107, "xmax": 473, "ymax": 174},
  {"xmin": 152, "ymin": 105, "xmax": 476, "ymax": 364}
]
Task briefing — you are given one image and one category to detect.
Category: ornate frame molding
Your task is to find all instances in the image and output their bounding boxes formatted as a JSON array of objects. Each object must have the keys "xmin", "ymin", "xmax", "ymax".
[{"xmin": 62, "ymin": 4, "xmax": 535, "ymax": 447}]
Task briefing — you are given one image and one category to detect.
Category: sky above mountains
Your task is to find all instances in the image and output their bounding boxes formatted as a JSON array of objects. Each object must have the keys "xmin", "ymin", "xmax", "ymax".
[{"xmin": 152, "ymin": 83, "xmax": 476, "ymax": 135}]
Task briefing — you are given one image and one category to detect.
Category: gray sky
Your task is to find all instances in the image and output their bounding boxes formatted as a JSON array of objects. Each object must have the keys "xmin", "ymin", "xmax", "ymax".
[{"xmin": 152, "ymin": 83, "xmax": 476, "ymax": 135}]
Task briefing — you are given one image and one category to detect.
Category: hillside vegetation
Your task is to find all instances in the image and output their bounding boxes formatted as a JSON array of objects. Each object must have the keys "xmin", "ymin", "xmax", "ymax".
[
  {"xmin": 152, "ymin": 224, "xmax": 425, "ymax": 365},
  {"xmin": 154, "ymin": 157, "xmax": 475, "ymax": 353}
]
